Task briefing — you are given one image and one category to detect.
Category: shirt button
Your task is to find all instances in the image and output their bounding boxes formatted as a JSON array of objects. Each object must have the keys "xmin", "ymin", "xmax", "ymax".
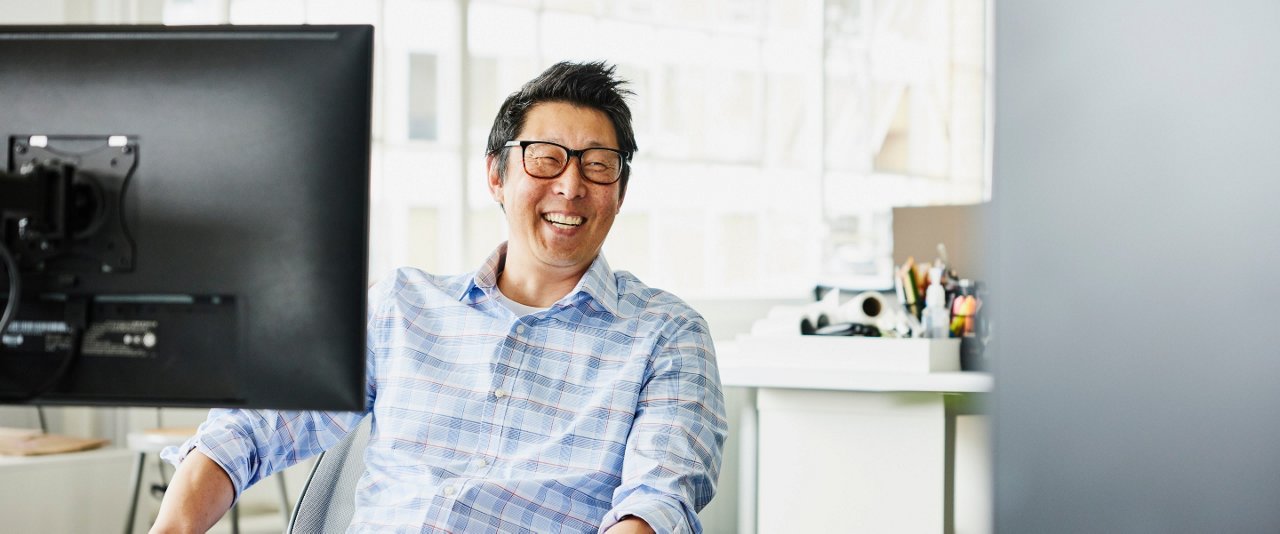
[
  {"xmin": 494, "ymin": 388, "xmax": 508, "ymax": 399},
  {"xmin": 515, "ymin": 324, "xmax": 526, "ymax": 334},
  {"xmin": 442, "ymin": 485, "xmax": 457, "ymax": 497},
  {"xmin": 474, "ymin": 458, "xmax": 488, "ymax": 468}
]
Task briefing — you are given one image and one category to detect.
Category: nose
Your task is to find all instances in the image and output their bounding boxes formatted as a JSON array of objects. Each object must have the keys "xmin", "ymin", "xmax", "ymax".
[{"xmin": 551, "ymin": 157, "xmax": 588, "ymax": 200}]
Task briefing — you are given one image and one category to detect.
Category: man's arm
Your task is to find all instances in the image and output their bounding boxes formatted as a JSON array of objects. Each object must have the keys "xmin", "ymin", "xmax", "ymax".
[
  {"xmin": 153, "ymin": 408, "xmax": 369, "ymax": 533},
  {"xmin": 151, "ymin": 272, "xmax": 390, "ymax": 533},
  {"xmin": 150, "ymin": 450, "xmax": 235, "ymax": 534},
  {"xmin": 606, "ymin": 516, "xmax": 656, "ymax": 534},
  {"xmin": 601, "ymin": 315, "xmax": 729, "ymax": 533}
]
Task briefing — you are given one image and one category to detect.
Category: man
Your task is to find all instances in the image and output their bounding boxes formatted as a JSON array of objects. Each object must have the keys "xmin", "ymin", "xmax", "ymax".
[{"xmin": 153, "ymin": 61, "xmax": 728, "ymax": 533}]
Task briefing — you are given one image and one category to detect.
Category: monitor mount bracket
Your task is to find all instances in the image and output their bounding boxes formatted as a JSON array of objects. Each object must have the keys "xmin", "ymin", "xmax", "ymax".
[{"xmin": 1, "ymin": 136, "xmax": 137, "ymax": 280}]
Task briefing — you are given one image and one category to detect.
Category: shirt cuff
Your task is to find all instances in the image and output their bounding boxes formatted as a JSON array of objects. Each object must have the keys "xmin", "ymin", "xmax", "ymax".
[
  {"xmin": 599, "ymin": 493, "xmax": 695, "ymax": 534},
  {"xmin": 160, "ymin": 436, "xmax": 247, "ymax": 505},
  {"xmin": 159, "ymin": 436, "xmax": 198, "ymax": 467}
]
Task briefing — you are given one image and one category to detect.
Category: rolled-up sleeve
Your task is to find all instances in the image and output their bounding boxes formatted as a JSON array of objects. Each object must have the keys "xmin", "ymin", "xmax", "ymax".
[
  {"xmin": 600, "ymin": 316, "xmax": 728, "ymax": 533},
  {"xmin": 160, "ymin": 278, "xmax": 390, "ymax": 501},
  {"xmin": 161, "ymin": 408, "xmax": 368, "ymax": 501}
]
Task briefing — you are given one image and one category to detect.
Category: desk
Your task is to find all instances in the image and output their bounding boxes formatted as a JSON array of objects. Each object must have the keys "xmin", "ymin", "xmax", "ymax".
[{"xmin": 719, "ymin": 341, "xmax": 993, "ymax": 533}]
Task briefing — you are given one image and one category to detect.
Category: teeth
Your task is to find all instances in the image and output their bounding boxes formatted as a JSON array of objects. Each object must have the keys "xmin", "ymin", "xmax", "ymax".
[{"xmin": 543, "ymin": 213, "xmax": 584, "ymax": 226}]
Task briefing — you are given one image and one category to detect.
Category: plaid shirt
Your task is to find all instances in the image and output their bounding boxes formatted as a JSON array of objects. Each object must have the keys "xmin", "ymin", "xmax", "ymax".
[{"xmin": 164, "ymin": 244, "xmax": 727, "ymax": 533}]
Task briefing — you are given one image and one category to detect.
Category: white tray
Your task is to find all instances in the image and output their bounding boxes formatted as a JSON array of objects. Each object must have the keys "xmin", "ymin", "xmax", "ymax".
[{"xmin": 731, "ymin": 335, "xmax": 960, "ymax": 374}]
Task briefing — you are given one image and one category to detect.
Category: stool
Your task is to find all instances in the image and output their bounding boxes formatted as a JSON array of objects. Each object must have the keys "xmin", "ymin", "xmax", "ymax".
[{"xmin": 124, "ymin": 427, "xmax": 290, "ymax": 534}]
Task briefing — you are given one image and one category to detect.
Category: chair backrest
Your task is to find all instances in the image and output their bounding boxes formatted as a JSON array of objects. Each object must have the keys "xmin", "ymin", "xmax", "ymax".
[{"xmin": 286, "ymin": 417, "xmax": 371, "ymax": 534}]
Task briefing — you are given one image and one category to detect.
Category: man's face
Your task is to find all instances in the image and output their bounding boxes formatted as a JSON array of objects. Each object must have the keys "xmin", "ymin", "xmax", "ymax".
[{"xmin": 487, "ymin": 101, "xmax": 624, "ymax": 275}]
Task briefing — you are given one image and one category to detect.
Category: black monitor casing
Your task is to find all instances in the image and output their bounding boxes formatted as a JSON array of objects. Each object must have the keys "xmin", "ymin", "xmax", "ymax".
[{"xmin": 0, "ymin": 25, "xmax": 373, "ymax": 410}]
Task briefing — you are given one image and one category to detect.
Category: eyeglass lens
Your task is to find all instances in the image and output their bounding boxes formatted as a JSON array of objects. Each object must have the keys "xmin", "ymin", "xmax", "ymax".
[{"xmin": 523, "ymin": 142, "xmax": 621, "ymax": 184}]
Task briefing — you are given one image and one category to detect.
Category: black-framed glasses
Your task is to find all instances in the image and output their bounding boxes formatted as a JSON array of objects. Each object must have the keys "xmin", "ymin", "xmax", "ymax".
[{"xmin": 503, "ymin": 140, "xmax": 627, "ymax": 185}]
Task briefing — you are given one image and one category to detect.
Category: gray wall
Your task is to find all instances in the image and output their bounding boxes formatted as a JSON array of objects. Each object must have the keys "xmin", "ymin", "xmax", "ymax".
[{"xmin": 992, "ymin": 1, "xmax": 1280, "ymax": 532}]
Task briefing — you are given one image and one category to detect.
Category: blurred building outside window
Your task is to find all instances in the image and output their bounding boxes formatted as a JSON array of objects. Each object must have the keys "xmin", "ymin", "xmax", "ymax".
[{"xmin": 162, "ymin": 0, "xmax": 989, "ymax": 298}]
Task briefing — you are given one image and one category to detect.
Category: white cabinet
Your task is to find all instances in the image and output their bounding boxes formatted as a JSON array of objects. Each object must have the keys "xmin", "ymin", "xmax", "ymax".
[
  {"xmin": 758, "ymin": 389, "xmax": 947, "ymax": 532},
  {"xmin": 720, "ymin": 339, "xmax": 993, "ymax": 533}
]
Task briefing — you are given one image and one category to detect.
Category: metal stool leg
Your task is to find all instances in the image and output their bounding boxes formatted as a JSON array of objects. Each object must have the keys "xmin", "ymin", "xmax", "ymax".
[
  {"xmin": 276, "ymin": 472, "xmax": 291, "ymax": 524},
  {"xmin": 124, "ymin": 451, "xmax": 145, "ymax": 534},
  {"xmin": 230, "ymin": 502, "xmax": 240, "ymax": 534}
]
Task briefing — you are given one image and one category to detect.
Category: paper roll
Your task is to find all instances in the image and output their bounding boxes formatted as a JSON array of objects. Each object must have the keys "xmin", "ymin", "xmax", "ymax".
[
  {"xmin": 757, "ymin": 303, "xmax": 829, "ymax": 337},
  {"xmin": 755, "ymin": 293, "xmax": 855, "ymax": 337},
  {"xmin": 839, "ymin": 291, "xmax": 891, "ymax": 325}
]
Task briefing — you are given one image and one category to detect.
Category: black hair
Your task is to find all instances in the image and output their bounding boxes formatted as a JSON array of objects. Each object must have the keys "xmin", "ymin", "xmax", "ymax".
[{"xmin": 485, "ymin": 61, "xmax": 637, "ymax": 194}]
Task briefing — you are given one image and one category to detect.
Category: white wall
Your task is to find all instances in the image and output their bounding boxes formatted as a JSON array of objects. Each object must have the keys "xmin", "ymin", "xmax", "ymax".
[{"xmin": 0, "ymin": 0, "xmax": 167, "ymax": 23}]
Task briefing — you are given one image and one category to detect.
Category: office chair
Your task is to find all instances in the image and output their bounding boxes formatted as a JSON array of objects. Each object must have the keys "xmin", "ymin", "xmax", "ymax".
[{"xmin": 286, "ymin": 417, "xmax": 371, "ymax": 534}]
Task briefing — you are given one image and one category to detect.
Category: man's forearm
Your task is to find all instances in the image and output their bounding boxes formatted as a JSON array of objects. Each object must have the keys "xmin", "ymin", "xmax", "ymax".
[{"xmin": 150, "ymin": 450, "xmax": 235, "ymax": 534}]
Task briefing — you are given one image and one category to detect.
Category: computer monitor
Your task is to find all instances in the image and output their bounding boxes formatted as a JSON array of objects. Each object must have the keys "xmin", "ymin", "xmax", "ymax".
[{"xmin": 0, "ymin": 25, "xmax": 373, "ymax": 410}]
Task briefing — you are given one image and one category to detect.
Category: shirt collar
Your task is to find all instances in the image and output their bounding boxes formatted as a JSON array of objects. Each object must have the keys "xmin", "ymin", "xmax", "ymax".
[
  {"xmin": 459, "ymin": 242, "xmax": 622, "ymax": 318},
  {"xmin": 461, "ymin": 243, "xmax": 506, "ymax": 300}
]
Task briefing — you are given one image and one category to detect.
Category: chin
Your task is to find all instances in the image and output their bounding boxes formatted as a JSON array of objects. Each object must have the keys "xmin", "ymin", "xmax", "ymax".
[
  {"xmin": 543, "ymin": 254, "xmax": 591, "ymax": 268},
  {"xmin": 534, "ymin": 247, "xmax": 595, "ymax": 268}
]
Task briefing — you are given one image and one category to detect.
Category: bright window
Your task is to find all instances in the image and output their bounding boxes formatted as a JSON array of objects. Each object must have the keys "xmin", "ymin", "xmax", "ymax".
[{"xmin": 163, "ymin": 0, "xmax": 990, "ymax": 298}]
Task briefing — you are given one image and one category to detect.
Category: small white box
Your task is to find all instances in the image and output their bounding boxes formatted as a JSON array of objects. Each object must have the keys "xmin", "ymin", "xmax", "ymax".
[{"xmin": 734, "ymin": 335, "xmax": 960, "ymax": 374}]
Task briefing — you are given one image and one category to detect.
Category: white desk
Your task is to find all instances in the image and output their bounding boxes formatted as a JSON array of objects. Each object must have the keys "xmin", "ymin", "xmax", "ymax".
[{"xmin": 719, "ymin": 340, "xmax": 993, "ymax": 534}]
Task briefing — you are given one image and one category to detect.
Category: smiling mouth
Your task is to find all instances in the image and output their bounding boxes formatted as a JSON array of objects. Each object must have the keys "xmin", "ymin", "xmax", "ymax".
[{"xmin": 542, "ymin": 213, "xmax": 585, "ymax": 228}]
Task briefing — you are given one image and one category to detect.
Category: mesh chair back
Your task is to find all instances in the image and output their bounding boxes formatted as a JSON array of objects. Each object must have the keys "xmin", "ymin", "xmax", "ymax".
[{"xmin": 286, "ymin": 417, "xmax": 371, "ymax": 534}]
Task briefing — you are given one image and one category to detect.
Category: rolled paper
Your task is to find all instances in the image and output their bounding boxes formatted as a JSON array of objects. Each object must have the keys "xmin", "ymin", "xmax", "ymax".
[{"xmin": 839, "ymin": 291, "xmax": 890, "ymax": 325}]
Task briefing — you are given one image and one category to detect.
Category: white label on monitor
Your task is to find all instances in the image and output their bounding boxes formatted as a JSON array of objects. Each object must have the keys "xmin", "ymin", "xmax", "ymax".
[{"xmin": 83, "ymin": 320, "xmax": 160, "ymax": 358}]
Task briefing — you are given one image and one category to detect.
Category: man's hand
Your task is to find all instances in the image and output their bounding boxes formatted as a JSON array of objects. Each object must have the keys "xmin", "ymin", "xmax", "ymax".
[{"xmin": 606, "ymin": 516, "xmax": 655, "ymax": 534}]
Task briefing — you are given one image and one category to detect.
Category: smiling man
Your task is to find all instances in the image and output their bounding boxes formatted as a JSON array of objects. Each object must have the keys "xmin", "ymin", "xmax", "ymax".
[
  {"xmin": 488, "ymin": 101, "xmax": 626, "ymax": 308},
  {"xmin": 153, "ymin": 62, "xmax": 728, "ymax": 534}
]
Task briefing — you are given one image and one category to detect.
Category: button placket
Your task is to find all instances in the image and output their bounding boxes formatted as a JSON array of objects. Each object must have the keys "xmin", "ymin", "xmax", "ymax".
[
  {"xmin": 482, "ymin": 337, "xmax": 516, "ymax": 471},
  {"xmin": 501, "ymin": 320, "xmax": 528, "ymax": 403}
]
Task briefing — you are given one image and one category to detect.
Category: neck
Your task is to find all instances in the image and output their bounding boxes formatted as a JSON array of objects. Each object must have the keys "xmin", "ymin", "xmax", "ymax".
[{"xmin": 497, "ymin": 247, "xmax": 594, "ymax": 308}]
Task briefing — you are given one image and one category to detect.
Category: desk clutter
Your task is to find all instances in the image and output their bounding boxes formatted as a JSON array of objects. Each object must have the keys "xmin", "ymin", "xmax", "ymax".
[{"xmin": 747, "ymin": 244, "xmax": 989, "ymax": 370}]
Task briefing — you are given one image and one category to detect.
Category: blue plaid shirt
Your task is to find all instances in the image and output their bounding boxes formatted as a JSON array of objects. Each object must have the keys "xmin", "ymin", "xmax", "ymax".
[{"xmin": 164, "ymin": 244, "xmax": 728, "ymax": 533}]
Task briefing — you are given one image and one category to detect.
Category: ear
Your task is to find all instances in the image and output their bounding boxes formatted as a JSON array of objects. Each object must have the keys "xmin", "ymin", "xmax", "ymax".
[{"xmin": 486, "ymin": 154, "xmax": 504, "ymax": 204}]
